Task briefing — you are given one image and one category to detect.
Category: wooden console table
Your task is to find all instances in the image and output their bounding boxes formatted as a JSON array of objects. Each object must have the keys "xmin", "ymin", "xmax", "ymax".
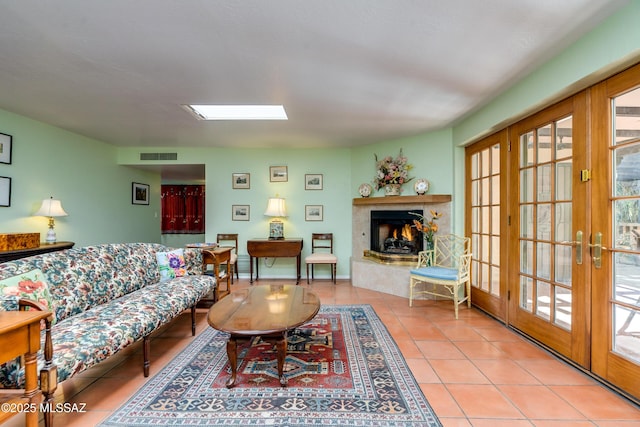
[
  {"xmin": 0, "ymin": 311, "xmax": 52, "ymax": 427},
  {"xmin": 0, "ymin": 241, "xmax": 75, "ymax": 263},
  {"xmin": 247, "ymin": 238, "xmax": 303, "ymax": 284}
]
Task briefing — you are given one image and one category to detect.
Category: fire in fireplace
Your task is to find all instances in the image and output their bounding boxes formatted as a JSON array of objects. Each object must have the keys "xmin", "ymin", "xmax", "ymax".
[{"xmin": 370, "ymin": 210, "xmax": 423, "ymax": 256}]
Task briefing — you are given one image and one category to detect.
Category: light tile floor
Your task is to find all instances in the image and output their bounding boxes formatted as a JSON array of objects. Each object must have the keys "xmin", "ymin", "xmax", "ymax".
[{"xmin": 5, "ymin": 279, "xmax": 640, "ymax": 426}]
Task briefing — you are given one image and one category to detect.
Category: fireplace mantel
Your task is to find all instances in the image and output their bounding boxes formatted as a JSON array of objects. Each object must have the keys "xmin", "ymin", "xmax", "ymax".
[
  {"xmin": 353, "ymin": 194, "xmax": 451, "ymax": 206},
  {"xmin": 351, "ymin": 194, "xmax": 452, "ymax": 299}
]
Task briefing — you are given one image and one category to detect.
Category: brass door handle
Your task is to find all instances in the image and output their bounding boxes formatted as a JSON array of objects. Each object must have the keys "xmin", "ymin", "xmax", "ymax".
[
  {"xmin": 560, "ymin": 231, "xmax": 583, "ymax": 265},
  {"xmin": 588, "ymin": 232, "xmax": 608, "ymax": 268}
]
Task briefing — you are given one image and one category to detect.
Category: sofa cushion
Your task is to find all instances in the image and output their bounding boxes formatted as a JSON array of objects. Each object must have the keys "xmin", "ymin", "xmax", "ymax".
[
  {"xmin": 35, "ymin": 243, "xmax": 169, "ymax": 322},
  {"xmin": 410, "ymin": 266, "xmax": 458, "ymax": 281},
  {"xmin": 156, "ymin": 248, "xmax": 187, "ymax": 282}
]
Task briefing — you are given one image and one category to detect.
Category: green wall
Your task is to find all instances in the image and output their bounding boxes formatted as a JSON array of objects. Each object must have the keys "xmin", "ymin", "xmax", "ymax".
[{"xmin": 0, "ymin": 109, "xmax": 161, "ymax": 247}]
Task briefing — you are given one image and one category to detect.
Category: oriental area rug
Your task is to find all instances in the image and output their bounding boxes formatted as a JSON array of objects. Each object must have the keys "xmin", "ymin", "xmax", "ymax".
[{"xmin": 99, "ymin": 305, "xmax": 442, "ymax": 426}]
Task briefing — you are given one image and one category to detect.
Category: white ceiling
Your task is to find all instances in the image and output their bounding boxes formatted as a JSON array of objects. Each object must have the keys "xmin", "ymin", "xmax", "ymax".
[{"xmin": 0, "ymin": 0, "xmax": 627, "ymax": 150}]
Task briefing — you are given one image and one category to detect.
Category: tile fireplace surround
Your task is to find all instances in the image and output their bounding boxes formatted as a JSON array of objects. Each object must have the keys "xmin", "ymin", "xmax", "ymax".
[{"xmin": 351, "ymin": 194, "xmax": 452, "ymax": 298}]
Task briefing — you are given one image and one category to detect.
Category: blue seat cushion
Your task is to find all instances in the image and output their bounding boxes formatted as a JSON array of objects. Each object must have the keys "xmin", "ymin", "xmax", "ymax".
[{"xmin": 410, "ymin": 266, "xmax": 457, "ymax": 281}]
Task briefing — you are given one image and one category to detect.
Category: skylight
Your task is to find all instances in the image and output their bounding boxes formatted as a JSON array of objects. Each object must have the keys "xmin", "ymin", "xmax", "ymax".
[{"xmin": 185, "ymin": 105, "xmax": 288, "ymax": 120}]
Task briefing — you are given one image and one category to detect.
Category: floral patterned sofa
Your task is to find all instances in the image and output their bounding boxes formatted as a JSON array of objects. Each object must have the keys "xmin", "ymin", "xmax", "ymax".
[{"xmin": 0, "ymin": 242, "xmax": 216, "ymax": 424}]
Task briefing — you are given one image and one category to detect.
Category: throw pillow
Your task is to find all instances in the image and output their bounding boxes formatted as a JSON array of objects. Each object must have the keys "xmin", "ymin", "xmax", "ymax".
[
  {"xmin": 0, "ymin": 268, "xmax": 56, "ymax": 323},
  {"xmin": 156, "ymin": 248, "xmax": 187, "ymax": 282}
]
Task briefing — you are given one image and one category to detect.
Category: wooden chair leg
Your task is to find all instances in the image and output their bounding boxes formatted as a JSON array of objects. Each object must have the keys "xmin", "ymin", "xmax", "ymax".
[
  {"xmin": 409, "ymin": 279, "xmax": 414, "ymax": 307},
  {"xmin": 306, "ymin": 263, "xmax": 310, "ymax": 284},
  {"xmin": 453, "ymin": 285, "xmax": 459, "ymax": 319}
]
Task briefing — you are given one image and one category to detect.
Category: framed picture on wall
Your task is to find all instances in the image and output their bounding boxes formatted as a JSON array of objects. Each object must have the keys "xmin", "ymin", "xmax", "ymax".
[
  {"xmin": 232, "ymin": 204, "xmax": 250, "ymax": 221},
  {"xmin": 132, "ymin": 182, "xmax": 150, "ymax": 205},
  {"xmin": 305, "ymin": 205, "xmax": 323, "ymax": 221},
  {"xmin": 232, "ymin": 173, "xmax": 250, "ymax": 189},
  {"xmin": 269, "ymin": 166, "xmax": 288, "ymax": 182},
  {"xmin": 0, "ymin": 176, "xmax": 11, "ymax": 207},
  {"xmin": 305, "ymin": 174, "xmax": 323, "ymax": 190},
  {"xmin": 0, "ymin": 133, "xmax": 12, "ymax": 164}
]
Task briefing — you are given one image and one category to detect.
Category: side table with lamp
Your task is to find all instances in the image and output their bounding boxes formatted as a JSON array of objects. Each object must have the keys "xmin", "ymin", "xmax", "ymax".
[
  {"xmin": 246, "ymin": 196, "xmax": 304, "ymax": 284},
  {"xmin": 0, "ymin": 197, "xmax": 73, "ymax": 263}
]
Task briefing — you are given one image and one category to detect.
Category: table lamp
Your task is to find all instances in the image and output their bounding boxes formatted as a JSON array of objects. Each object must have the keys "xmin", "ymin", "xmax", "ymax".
[
  {"xmin": 264, "ymin": 196, "xmax": 287, "ymax": 240},
  {"xmin": 34, "ymin": 197, "xmax": 68, "ymax": 243}
]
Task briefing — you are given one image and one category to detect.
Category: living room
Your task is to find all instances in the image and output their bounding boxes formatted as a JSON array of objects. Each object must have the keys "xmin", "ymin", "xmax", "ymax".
[
  {"xmin": 1, "ymin": 1, "xmax": 640, "ymax": 426},
  {"xmin": 0, "ymin": 3, "xmax": 637, "ymax": 275}
]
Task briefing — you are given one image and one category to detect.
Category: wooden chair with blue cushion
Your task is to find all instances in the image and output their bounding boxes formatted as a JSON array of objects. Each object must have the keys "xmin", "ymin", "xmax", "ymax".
[
  {"xmin": 409, "ymin": 234, "xmax": 472, "ymax": 319},
  {"xmin": 305, "ymin": 233, "xmax": 337, "ymax": 284}
]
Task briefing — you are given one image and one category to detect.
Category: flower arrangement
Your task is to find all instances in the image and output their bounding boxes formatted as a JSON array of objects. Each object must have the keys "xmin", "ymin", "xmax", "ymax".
[
  {"xmin": 410, "ymin": 210, "xmax": 443, "ymax": 244},
  {"xmin": 373, "ymin": 149, "xmax": 414, "ymax": 190}
]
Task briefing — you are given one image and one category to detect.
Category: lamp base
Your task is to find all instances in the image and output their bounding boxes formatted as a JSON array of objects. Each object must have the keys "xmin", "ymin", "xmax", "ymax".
[
  {"xmin": 45, "ymin": 217, "xmax": 57, "ymax": 243},
  {"xmin": 45, "ymin": 228, "xmax": 57, "ymax": 244},
  {"xmin": 269, "ymin": 220, "xmax": 284, "ymax": 240}
]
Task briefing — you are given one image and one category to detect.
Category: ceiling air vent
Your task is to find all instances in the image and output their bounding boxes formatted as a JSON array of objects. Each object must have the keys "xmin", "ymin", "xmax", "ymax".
[{"xmin": 139, "ymin": 153, "xmax": 178, "ymax": 161}]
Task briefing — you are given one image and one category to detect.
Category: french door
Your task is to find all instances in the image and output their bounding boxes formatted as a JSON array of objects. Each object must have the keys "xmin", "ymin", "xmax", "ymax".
[
  {"xmin": 507, "ymin": 93, "xmax": 590, "ymax": 366},
  {"xmin": 591, "ymin": 64, "xmax": 640, "ymax": 398},
  {"xmin": 467, "ymin": 131, "xmax": 508, "ymax": 320},
  {"xmin": 467, "ymin": 64, "xmax": 640, "ymax": 399}
]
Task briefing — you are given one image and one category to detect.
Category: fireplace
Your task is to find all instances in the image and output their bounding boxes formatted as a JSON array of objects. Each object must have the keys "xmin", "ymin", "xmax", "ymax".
[
  {"xmin": 367, "ymin": 210, "xmax": 423, "ymax": 263},
  {"xmin": 352, "ymin": 194, "xmax": 451, "ymax": 296}
]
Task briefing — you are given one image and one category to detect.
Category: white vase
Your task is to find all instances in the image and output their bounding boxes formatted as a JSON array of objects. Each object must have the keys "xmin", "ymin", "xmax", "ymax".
[{"xmin": 384, "ymin": 184, "xmax": 401, "ymax": 196}]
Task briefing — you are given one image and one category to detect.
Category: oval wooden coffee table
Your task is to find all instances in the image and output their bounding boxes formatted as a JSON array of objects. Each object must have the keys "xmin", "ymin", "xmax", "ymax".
[{"xmin": 207, "ymin": 284, "xmax": 320, "ymax": 388}]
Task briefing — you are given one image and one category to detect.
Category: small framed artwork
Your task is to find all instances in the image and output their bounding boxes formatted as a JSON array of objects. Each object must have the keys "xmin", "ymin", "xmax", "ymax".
[
  {"xmin": 132, "ymin": 182, "xmax": 150, "ymax": 205},
  {"xmin": 270, "ymin": 166, "xmax": 288, "ymax": 182},
  {"xmin": 305, "ymin": 205, "xmax": 323, "ymax": 221},
  {"xmin": 232, "ymin": 204, "xmax": 250, "ymax": 221},
  {"xmin": 0, "ymin": 133, "xmax": 12, "ymax": 164},
  {"xmin": 232, "ymin": 173, "xmax": 250, "ymax": 189},
  {"xmin": 305, "ymin": 174, "xmax": 323, "ymax": 190},
  {"xmin": 0, "ymin": 176, "xmax": 11, "ymax": 207}
]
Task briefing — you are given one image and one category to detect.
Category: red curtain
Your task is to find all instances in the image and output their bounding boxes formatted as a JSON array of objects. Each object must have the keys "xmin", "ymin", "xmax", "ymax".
[{"xmin": 161, "ymin": 185, "xmax": 205, "ymax": 234}]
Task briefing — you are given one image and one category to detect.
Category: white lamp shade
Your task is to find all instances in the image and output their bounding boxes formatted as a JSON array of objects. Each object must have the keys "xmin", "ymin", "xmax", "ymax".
[
  {"xmin": 34, "ymin": 198, "xmax": 68, "ymax": 217},
  {"xmin": 264, "ymin": 197, "xmax": 287, "ymax": 217}
]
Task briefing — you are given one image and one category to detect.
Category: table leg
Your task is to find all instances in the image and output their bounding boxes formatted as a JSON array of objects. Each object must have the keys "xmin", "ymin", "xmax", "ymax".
[
  {"xmin": 225, "ymin": 336, "xmax": 238, "ymax": 388},
  {"xmin": 296, "ymin": 254, "xmax": 301, "ymax": 284},
  {"xmin": 23, "ymin": 352, "xmax": 41, "ymax": 427},
  {"xmin": 255, "ymin": 257, "xmax": 259, "ymax": 281},
  {"xmin": 276, "ymin": 333, "xmax": 287, "ymax": 387},
  {"xmin": 249, "ymin": 256, "xmax": 254, "ymax": 283}
]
